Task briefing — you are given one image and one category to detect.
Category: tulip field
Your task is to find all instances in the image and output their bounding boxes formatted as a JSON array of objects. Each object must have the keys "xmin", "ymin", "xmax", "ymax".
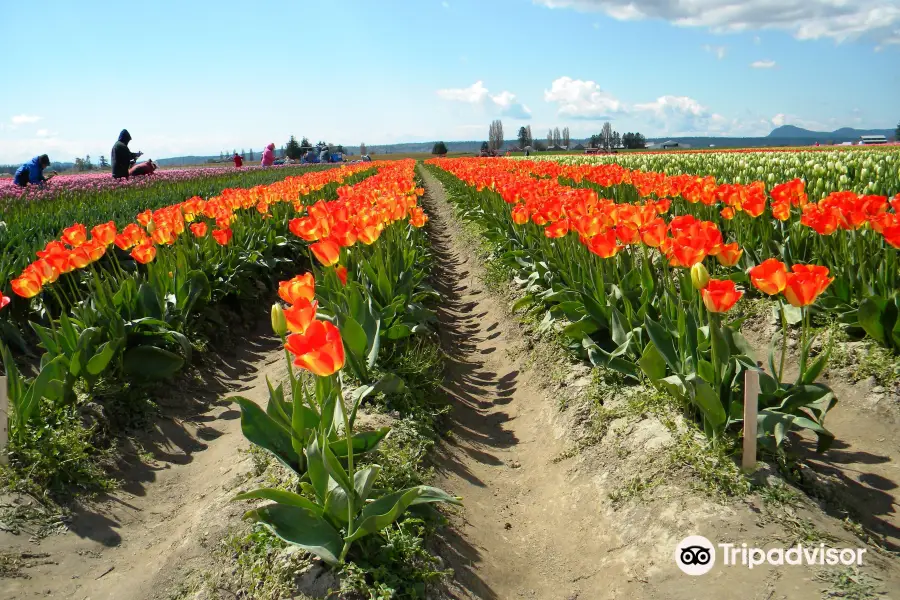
[
  {"xmin": 2, "ymin": 145, "xmax": 899, "ymax": 596},
  {"xmin": 425, "ymin": 149, "xmax": 899, "ymax": 452}
]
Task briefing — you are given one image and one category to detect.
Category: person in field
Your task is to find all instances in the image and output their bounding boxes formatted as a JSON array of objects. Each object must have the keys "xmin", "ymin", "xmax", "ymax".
[
  {"xmin": 261, "ymin": 143, "xmax": 276, "ymax": 167},
  {"xmin": 13, "ymin": 154, "xmax": 58, "ymax": 187},
  {"xmin": 111, "ymin": 129, "xmax": 143, "ymax": 178},
  {"xmin": 233, "ymin": 152, "xmax": 243, "ymax": 168},
  {"xmin": 129, "ymin": 159, "xmax": 157, "ymax": 177}
]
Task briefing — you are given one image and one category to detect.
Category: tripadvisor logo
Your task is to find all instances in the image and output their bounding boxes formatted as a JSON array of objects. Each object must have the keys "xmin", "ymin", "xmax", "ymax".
[{"xmin": 675, "ymin": 536, "xmax": 867, "ymax": 576}]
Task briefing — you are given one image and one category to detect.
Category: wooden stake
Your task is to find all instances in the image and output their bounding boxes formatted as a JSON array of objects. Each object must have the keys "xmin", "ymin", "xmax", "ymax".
[
  {"xmin": 742, "ymin": 370, "xmax": 759, "ymax": 472},
  {"xmin": 0, "ymin": 376, "xmax": 7, "ymax": 466}
]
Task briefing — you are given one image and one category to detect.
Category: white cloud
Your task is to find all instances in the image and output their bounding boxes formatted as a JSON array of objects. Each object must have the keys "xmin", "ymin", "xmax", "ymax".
[
  {"xmin": 437, "ymin": 81, "xmax": 532, "ymax": 119},
  {"xmin": 10, "ymin": 114, "xmax": 41, "ymax": 126},
  {"xmin": 702, "ymin": 44, "xmax": 727, "ymax": 59},
  {"xmin": 489, "ymin": 91, "xmax": 532, "ymax": 119},
  {"xmin": 442, "ymin": 1, "xmax": 449, "ymax": 7},
  {"xmin": 437, "ymin": 81, "xmax": 490, "ymax": 104},
  {"xmin": 750, "ymin": 59, "xmax": 777, "ymax": 68},
  {"xmin": 36, "ymin": 129, "xmax": 49, "ymax": 137},
  {"xmin": 532, "ymin": 0, "xmax": 900, "ymax": 46},
  {"xmin": 543, "ymin": 76, "xmax": 627, "ymax": 119},
  {"xmin": 634, "ymin": 95, "xmax": 726, "ymax": 135},
  {"xmin": 771, "ymin": 113, "xmax": 786, "ymax": 127}
]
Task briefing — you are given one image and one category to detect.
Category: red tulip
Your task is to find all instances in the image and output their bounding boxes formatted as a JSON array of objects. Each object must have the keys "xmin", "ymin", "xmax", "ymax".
[{"xmin": 701, "ymin": 279, "xmax": 743, "ymax": 313}]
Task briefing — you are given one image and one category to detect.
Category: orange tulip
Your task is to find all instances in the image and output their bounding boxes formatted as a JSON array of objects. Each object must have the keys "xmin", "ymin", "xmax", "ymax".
[
  {"xmin": 615, "ymin": 223, "xmax": 640, "ymax": 245},
  {"xmin": 62, "ymin": 224, "xmax": 88, "ymax": 247},
  {"xmin": 137, "ymin": 209, "xmax": 153, "ymax": 227},
  {"xmin": 336, "ymin": 265, "xmax": 348, "ymax": 286},
  {"xmin": 357, "ymin": 224, "xmax": 383, "ymax": 245},
  {"xmin": 85, "ymin": 239, "xmax": 106, "ymax": 262},
  {"xmin": 278, "ymin": 273, "xmax": 315, "ymax": 305},
  {"xmin": 511, "ymin": 204, "xmax": 529, "ymax": 225},
  {"xmin": 45, "ymin": 252, "xmax": 73, "ymax": 274},
  {"xmin": 289, "ymin": 216, "xmax": 325, "ymax": 241},
  {"xmin": 0, "ymin": 293, "xmax": 10, "ymax": 310},
  {"xmin": 68, "ymin": 247, "xmax": 92, "ymax": 269},
  {"xmin": 212, "ymin": 228, "xmax": 233, "ymax": 246},
  {"xmin": 749, "ymin": 258, "xmax": 787, "ymax": 296},
  {"xmin": 190, "ymin": 222, "xmax": 208, "ymax": 238},
  {"xmin": 28, "ymin": 259, "xmax": 59, "ymax": 284},
  {"xmin": 284, "ymin": 320, "xmax": 345, "ymax": 376},
  {"xmin": 131, "ymin": 242, "xmax": 157, "ymax": 264},
  {"xmin": 311, "ymin": 239, "xmax": 341, "ymax": 266},
  {"xmin": 639, "ymin": 218, "xmax": 667, "ymax": 247},
  {"xmin": 720, "ymin": 207, "xmax": 735, "ymax": 220},
  {"xmin": 11, "ymin": 271, "xmax": 42, "ymax": 298},
  {"xmin": 409, "ymin": 206, "xmax": 428, "ymax": 228},
  {"xmin": 91, "ymin": 221, "xmax": 117, "ymax": 246},
  {"xmin": 544, "ymin": 219, "xmax": 570, "ymax": 239},
  {"xmin": 284, "ymin": 299, "xmax": 318, "ymax": 334},
  {"xmin": 782, "ymin": 265, "xmax": 833, "ymax": 307},
  {"xmin": 701, "ymin": 279, "xmax": 744, "ymax": 313},
  {"xmin": 152, "ymin": 226, "xmax": 176, "ymax": 246},
  {"xmin": 716, "ymin": 242, "xmax": 743, "ymax": 267},
  {"xmin": 585, "ymin": 229, "xmax": 620, "ymax": 259}
]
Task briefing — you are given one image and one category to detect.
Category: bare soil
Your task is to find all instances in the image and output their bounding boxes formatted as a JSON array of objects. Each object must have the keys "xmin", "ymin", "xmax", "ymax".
[{"xmin": 0, "ymin": 326, "xmax": 284, "ymax": 600}]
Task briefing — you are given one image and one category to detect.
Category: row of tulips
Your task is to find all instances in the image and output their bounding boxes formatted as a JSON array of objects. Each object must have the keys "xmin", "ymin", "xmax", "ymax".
[
  {"xmin": 0, "ymin": 164, "xmax": 334, "ymax": 307},
  {"xmin": 232, "ymin": 261, "xmax": 459, "ymax": 567},
  {"xmin": 211, "ymin": 159, "xmax": 459, "ymax": 570},
  {"xmin": 473, "ymin": 157, "xmax": 900, "ymax": 350},
  {"xmin": 542, "ymin": 148, "xmax": 899, "ymax": 198},
  {"xmin": 0, "ymin": 162, "xmax": 431, "ymax": 453},
  {"xmin": 427, "ymin": 158, "xmax": 838, "ymax": 453}
]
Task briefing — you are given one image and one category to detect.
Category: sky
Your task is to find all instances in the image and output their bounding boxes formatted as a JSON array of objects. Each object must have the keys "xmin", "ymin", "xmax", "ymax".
[{"xmin": 1, "ymin": 0, "xmax": 899, "ymax": 164}]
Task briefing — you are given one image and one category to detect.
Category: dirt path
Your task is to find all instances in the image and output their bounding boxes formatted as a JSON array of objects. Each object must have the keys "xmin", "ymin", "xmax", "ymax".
[
  {"xmin": 420, "ymin": 166, "xmax": 626, "ymax": 600},
  {"xmin": 0, "ymin": 324, "xmax": 285, "ymax": 600}
]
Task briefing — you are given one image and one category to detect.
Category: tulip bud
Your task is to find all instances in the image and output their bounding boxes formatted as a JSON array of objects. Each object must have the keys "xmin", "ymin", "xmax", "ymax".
[
  {"xmin": 691, "ymin": 262, "xmax": 710, "ymax": 290},
  {"xmin": 271, "ymin": 303, "xmax": 287, "ymax": 337}
]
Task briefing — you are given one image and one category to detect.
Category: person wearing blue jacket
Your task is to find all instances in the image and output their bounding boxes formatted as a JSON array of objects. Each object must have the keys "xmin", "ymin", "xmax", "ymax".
[{"xmin": 13, "ymin": 155, "xmax": 57, "ymax": 187}]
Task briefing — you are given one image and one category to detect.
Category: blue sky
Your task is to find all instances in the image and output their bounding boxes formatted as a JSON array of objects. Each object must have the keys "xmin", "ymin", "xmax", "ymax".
[{"xmin": 1, "ymin": 0, "xmax": 898, "ymax": 163}]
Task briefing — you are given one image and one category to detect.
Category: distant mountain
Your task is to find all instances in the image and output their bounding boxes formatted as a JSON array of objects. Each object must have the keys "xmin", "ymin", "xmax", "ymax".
[{"xmin": 768, "ymin": 125, "xmax": 895, "ymax": 140}]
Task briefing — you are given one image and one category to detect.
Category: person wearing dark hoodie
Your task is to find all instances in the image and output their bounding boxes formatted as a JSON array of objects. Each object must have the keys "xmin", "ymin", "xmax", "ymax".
[
  {"xmin": 111, "ymin": 129, "xmax": 143, "ymax": 178},
  {"xmin": 13, "ymin": 154, "xmax": 57, "ymax": 187}
]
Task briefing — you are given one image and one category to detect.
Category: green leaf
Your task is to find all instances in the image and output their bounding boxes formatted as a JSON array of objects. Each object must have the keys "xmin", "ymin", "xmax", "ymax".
[
  {"xmin": 233, "ymin": 488, "xmax": 323, "ymax": 516},
  {"xmin": 245, "ymin": 504, "xmax": 343, "ymax": 566},
  {"xmin": 29, "ymin": 323, "xmax": 60, "ymax": 355},
  {"xmin": 610, "ymin": 307, "xmax": 627, "ymax": 347},
  {"xmin": 86, "ymin": 341, "xmax": 117, "ymax": 376},
  {"xmin": 306, "ymin": 434, "xmax": 329, "ymax": 503},
  {"xmin": 781, "ymin": 304, "xmax": 804, "ymax": 326},
  {"xmin": 638, "ymin": 341, "xmax": 667, "ymax": 382},
  {"xmin": 340, "ymin": 316, "xmax": 368, "ymax": 359},
  {"xmin": 354, "ymin": 465, "xmax": 381, "ymax": 500},
  {"xmin": 122, "ymin": 345, "xmax": 184, "ymax": 379},
  {"xmin": 801, "ymin": 342, "xmax": 832, "ymax": 385},
  {"xmin": 330, "ymin": 428, "xmax": 390, "ymax": 459},
  {"xmin": 511, "ymin": 294, "xmax": 536, "ymax": 312},
  {"xmin": 137, "ymin": 283, "xmax": 164, "ymax": 320},
  {"xmin": 345, "ymin": 485, "xmax": 461, "ymax": 543},
  {"xmin": 644, "ymin": 316, "xmax": 680, "ymax": 375},
  {"xmin": 385, "ymin": 324, "xmax": 412, "ymax": 340},
  {"xmin": 697, "ymin": 359, "xmax": 715, "ymax": 384},
  {"xmin": 234, "ymin": 397, "xmax": 301, "ymax": 473},
  {"xmin": 688, "ymin": 376, "xmax": 727, "ymax": 430}
]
